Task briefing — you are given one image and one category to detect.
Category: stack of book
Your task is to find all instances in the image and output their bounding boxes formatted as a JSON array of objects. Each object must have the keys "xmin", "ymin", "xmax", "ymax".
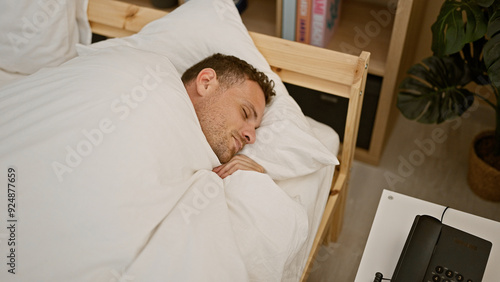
[{"xmin": 281, "ymin": 0, "xmax": 342, "ymax": 48}]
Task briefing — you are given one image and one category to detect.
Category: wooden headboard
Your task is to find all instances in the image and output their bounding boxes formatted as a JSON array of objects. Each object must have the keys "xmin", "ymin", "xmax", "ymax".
[{"xmin": 87, "ymin": 1, "xmax": 369, "ymax": 280}]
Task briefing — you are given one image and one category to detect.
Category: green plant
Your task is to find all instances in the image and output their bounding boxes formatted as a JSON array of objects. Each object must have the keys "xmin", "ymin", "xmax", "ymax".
[{"xmin": 397, "ymin": 0, "xmax": 500, "ymax": 163}]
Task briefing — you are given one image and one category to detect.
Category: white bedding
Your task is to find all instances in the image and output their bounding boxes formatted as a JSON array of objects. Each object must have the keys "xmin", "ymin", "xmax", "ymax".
[
  {"xmin": 279, "ymin": 118, "xmax": 339, "ymax": 281},
  {"xmin": 0, "ymin": 0, "xmax": 342, "ymax": 280},
  {"xmin": 0, "ymin": 70, "xmax": 26, "ymax": 89},
  {"xmin": 0, "ymin": 45, "xmax": 310, "ymax": 281},
  {"xmin": 0, "ymin": 0, "xmax": 91, "ymax": 76}
]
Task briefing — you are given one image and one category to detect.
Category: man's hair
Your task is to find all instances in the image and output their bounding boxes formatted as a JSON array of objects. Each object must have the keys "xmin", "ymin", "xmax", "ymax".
[{"xmin": 181, "ymin": 53, "xmax": 275, "ymax": 104}]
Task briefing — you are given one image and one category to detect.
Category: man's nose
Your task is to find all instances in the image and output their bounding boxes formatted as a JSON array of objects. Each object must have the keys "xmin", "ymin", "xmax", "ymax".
[{"xmin": 242, "ymin": 126, "xmax": 256, "ymax": 145}]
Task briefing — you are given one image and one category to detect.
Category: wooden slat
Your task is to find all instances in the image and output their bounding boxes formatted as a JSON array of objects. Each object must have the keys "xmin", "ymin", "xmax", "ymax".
[
  {"xmin": 272, "ymin": 67, "xmax": 352, "ymax": 99},
  {"xmin": 339, "ymin": 51, "xmax": 369, "ymax": 175},
  {"xmin": 249, "ymin": 32, "xmax": 361, "ymax": 86},
  {"xmin": 88, "ymin": 0, "xmax": 167, "ymax": 33}
]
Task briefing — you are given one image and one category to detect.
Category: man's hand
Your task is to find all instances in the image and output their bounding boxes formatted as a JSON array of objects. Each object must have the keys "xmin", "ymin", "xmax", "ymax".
[{"xmin": 212, "ymin": 154, "xmax": 265, "ymax": 179}]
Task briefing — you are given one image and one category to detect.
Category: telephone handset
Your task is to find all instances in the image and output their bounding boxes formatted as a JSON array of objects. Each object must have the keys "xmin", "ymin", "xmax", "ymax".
[{"xmin": 391, "ymin": 215, "xmax": 492, "ymax": 282}]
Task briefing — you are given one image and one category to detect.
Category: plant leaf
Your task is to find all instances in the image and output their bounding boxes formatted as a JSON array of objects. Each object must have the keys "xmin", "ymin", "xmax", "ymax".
[
  {"xmin": 485, "ymin": 35, "xmax": 500, "ymax": 89},
  {"xmin": 487, "ymin": 6, "xmax": 500, "ymax": 38},
  {"xmin": 398, "ymin": 56, "xmax": 475, "ymax": 124},
  {"xmin": 456, "ymin": 37, "xmax": 490, "ymax": 85},
  {"xmin": 431, "ymin": 0, "xmax": 488, "ymax": 56},
  {"xmin": 485, "ymin": 8, "xmax": 500, "ymax": 89},
  {"xmin": 476, "ymin": 0, "xmax": 495, "ymax": 8}
]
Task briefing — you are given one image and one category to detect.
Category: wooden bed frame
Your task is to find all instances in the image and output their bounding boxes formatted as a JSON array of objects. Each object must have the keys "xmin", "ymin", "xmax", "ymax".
[{"xmin": 87, "ymin": 0, "xmax": 369, "ymax": 280}]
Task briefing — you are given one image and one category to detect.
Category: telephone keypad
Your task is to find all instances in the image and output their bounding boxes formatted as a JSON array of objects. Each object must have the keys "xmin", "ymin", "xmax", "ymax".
[{"xmin": 429, "ymin": 266, "xmax": 470, "ymax": 282}]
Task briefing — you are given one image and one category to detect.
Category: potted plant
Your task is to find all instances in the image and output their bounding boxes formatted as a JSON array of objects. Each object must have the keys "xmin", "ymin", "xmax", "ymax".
[{"xmin": 397, "ymin": 0, "xmax": 500, "ymax": 200}]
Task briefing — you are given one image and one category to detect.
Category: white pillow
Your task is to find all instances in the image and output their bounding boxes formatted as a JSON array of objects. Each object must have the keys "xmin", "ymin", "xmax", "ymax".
[
  {"xmin": 0, "ymin": 0, "xmax": 91, "ymax": 75},
  {"xmin": 77, "ymin": 0, "xmax": 339, "ymax": 180}
]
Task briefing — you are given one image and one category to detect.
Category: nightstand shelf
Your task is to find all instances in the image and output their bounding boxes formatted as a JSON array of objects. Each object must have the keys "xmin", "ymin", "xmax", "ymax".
[{"xmin": 274, "ymin": 0, "xmax": 427, "ymax": 164}]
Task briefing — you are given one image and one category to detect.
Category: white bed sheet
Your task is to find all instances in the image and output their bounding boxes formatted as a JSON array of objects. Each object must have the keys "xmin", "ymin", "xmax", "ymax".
[
  {"xmin": 279, "ymin": 117, "xmax": 339, "ymax": 281},
  {"xmin": 0, "ymin": 70, "xmax": 26, "ymax": 89}
]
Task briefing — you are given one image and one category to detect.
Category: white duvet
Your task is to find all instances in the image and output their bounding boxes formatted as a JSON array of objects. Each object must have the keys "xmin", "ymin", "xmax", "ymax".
[{"xmin": 0, "ymin": 46, "xmax": 308, "ymax": 281}]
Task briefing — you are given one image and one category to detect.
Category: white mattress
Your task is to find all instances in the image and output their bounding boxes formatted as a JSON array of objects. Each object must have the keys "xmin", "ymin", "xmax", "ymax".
[{"xmin": 279, "ymin": 117, "xmax": 339, "ymax": 281}]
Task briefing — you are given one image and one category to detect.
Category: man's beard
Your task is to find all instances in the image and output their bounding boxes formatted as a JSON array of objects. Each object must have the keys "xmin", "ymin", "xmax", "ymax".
[{"xmin": 196, "ymin": 101, "xmax": 235, "ymax": 163}]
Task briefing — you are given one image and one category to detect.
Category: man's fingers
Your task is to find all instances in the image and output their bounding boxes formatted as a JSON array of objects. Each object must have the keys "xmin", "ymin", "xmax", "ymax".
[
  {"xmin": 212, "ymin": 165, "xmax": 223, "ymax": 173},
  {"xmin": 212, "ymin": 154, "xmax": 264, "ymax": 179}
]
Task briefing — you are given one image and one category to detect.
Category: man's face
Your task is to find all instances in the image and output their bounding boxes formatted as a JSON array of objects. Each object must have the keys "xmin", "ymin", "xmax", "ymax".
[{"xmin": 196, "ymin": 79, "xmax": 266, "ymax": 163}]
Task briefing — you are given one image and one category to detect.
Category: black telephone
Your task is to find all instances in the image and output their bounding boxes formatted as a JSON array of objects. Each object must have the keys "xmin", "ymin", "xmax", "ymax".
[{"xmin": 390, "ymin": 215, "xmax": 492, "ymax": 282}]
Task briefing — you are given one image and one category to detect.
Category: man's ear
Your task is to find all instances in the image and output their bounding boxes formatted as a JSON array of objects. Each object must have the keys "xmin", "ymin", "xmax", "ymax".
[{"xmin": 195, "ymin": 68, "xmax": 218, "ymax": 97}]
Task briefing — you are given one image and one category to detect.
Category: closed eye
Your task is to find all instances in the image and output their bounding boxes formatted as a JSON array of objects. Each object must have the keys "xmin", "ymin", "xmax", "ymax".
[{"xmin": 242, "ymin": 107, "xmax": 248, "ymax": 119}]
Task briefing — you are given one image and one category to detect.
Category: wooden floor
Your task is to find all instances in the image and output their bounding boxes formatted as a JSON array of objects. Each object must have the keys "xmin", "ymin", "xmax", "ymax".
[{"xmin": 307, "ymin": 102, "xmax": 500, "ymax": 282}]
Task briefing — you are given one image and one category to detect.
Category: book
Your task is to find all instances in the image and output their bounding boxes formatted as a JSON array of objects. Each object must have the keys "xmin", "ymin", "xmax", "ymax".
[
  {"xmin": 295, "ymin": 0, "xmax": 312, "ymax": 43},
  {"xmin": 310, "ymin": 0, "xmax": 342, "ymax": 47},
  {"xmin": 282, "ymin": 0, "xmax": 297, "ymax": 41}
]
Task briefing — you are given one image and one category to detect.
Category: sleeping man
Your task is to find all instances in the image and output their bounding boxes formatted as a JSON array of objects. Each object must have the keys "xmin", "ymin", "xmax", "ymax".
[{"xmin": 181, "ymin": 53, "xmax": 276, "ymax": 179}]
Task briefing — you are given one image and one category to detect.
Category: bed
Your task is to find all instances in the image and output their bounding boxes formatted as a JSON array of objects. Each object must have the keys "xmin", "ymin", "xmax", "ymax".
[{"xmin": 0, "ymin": 0, "xmax": 368, "ymax": 281}]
